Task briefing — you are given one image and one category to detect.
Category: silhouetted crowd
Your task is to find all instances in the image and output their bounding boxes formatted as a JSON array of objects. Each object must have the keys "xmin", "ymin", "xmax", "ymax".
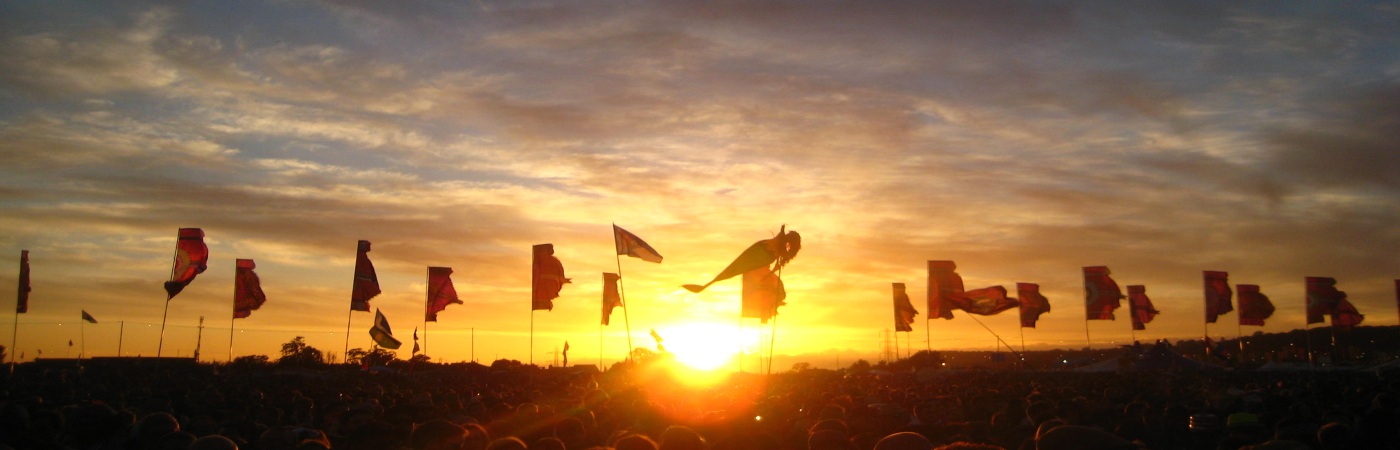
[{"xmin": 3, "ymin": 359, "xmax": 1400, "ymax": 450}]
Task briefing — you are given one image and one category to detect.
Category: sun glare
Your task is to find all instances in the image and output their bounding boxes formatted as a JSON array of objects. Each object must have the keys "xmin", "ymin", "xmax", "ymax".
[{"xmin": 660, "ymin": 322, "xmax": 753, "ymax": 372}]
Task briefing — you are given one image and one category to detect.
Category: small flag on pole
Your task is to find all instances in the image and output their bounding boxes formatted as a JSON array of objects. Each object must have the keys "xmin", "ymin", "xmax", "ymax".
[
  {"xmin": 81, "ymin": 310, "xmax": 97, "ymax": 324},
  {"xmin": 412, "ymin": 328, "xmax": 420, "ymax": 354},
  {"xmin": 602, "ymin": 273, "xmax": 622, "ymax": 325},
  {"xmin": 1237, "ymin": 285, "xmax": 1274, "ymax": 326},
  {"xmin": 234, "ymin": 259, "xmax": 267, "ymax": 319},
  {"xmin": 613, "ymin": 225, "xmax": 663, "ymax": 263},
  {"xmin": 1128, "ymin": 285, "xmax": 1159, "ymax": 330},
  {"xmin": 369, "ymin": 308, "xmax": 402, "ymax": 349},
  {"xmin": 164, "ymin": 228, "xmax": 209, "ymax": 300},
  {"xmin": 532, "ymin": 244, "xmax": 570, "ymax": 311},
  {"xmin": 1083, "ymin": 266, "xmax": 1123, "ymax": 320},
  {"xmin": 425, "ymin": 267, "xmax": 462, "ymax": 322},
  {"xmin": 1017, "ymin": 283, "xmax": 1051, "ymax": 328},
  {"xmin": 1203, "ymin": 271, "xmax": 1233, "ymax": 323},
  {"xmin": 892, "ymin": 283, "xmax": 918, "ymax": 332},
  {"xmin": 17, "ymin": 250, "xmax": 30, "ymax": 314},
  {"xmin": 351, "ymin": 240, "xmax": 381, "ymax": 312}
]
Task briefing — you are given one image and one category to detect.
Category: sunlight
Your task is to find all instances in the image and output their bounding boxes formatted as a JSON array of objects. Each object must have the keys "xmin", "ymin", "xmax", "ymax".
[{"xmin": 660, "ymin": 322, "xmax": 755, "ymax": 372}]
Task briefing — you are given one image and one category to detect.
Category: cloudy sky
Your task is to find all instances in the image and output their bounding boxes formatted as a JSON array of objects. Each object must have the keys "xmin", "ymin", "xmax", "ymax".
[{"xmin": 1, "ymin": 1, "xmax": 1397, "ymax": 368}]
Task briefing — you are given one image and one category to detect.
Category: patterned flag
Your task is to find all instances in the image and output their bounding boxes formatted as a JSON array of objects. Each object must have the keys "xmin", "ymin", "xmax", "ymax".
[
  {"xmin": 1305, "ymin": 277, "xmax": 1344, "ymax": 324},
  {"xmin": 412, "ymin": 328, "xmax": 419, "ymax": 355},
  {"xmin": 927, "ymin": 261, "xmax": 963, "ymax": 320},
  {"xmin": 233, "ymin": 259, "xmax": 267, "ymax": 319},
  {"xmin": 1083, "ymin": 266, "xmax": 1123, "ymax": 320},
  {"xmin": 1128, "ymin": 285, "xmax": 1159, "ymax": 330},
  {"xmin": 532, "ymin": 244, "xmax": 570, "ymax": 311},
  {"xmin": 602, "ymin": 273, "xmax": 622, "ymax": 325},
  {"xmin": 17, "ymin": 250, "xmax": 30, "ymax": 314},
  {"xmin": 683, "ymin": 226, "xmax": 800, "ymax": 293},
  {"xmin": 742, "ymin": 267, "xmax": 786, "ymax": 324},
  {"xmin": 369, "ymin": 308, "xmax": 402, "ymax": 349},
  {"xmin": 164, "ymin": 228, "xmax": 209, "ymax": 300},
  {"xmin": 1236, "ymin": 284, "xmax": 1274, "ymax": 326},
  {"xmin": 893, "ymin": 283, "xmax": 919, "ymax": 332},
  {"xmin": 1017, "ymin": 283, "xmax": 1051, "ymax": 328},
  {"xmin": 81, "ymin": 310, "xmax": 97, "ymax": 323},
  {"xmin": 946, "ymin": 286, "xmax": 1019, "ymax": 316},
  {"xmin": 425, "ymin": 267, "xmax": 462, "ymax": 322},
  {"xmin": 614, "ymin": 225, "xmax": 663, "ymax": 263},
  {"xmin": 1203, "ymin": 271, "xmax": 1233, "ymax": 323},
  {"xmin": 351, "ymin": 240, "xmax": 381, "ymax": 312}
]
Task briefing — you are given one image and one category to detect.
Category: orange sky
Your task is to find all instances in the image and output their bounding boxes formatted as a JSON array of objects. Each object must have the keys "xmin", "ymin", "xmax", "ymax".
[{"xmin": 1, "ymin": 2, "xmax": 1398, "ymax": 369}]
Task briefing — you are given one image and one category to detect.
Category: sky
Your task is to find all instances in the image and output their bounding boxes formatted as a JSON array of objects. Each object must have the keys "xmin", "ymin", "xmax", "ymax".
[{"xmin": 1, "ymin": 1, "xmax": 1398, "ymax": 369}]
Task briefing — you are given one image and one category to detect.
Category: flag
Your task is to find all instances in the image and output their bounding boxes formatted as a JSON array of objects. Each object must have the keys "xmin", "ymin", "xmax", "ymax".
[
  {"xmin": 17, "ymin": 250, "xmax": 30, "ymax": 314},
  {"xmin": 1017, "ymin": 283, "xmax": 1051, "ymax": 328},
  {"xmin": 945, "ymin": 286, "xmax": 1018, "ymax": 316},
  {"xmin": 412, "ymin": 328, "xmax": 419, "ymax": 355},
  {"xmin": 1332, "ymin": 298, "xmax": 1364, "ymax": 329},
  {"xmin": 1203, "ymin": 271, "xmax": 1233, "ymax": 323},
  {"xmin": 68, "ymin": 340, "xmax": 72, "ymax": 347},
  {"xmin": 81, "ymin": 310, "xmax": 97, "ymax": 324},
  {"xmin": 164, "ymin": 228, "xmax": 209, "ymax": 300},
  {"xmin": 233, "ymin": 259, "xmax": 267, "ymax": 319},
  {"xmin": 1127, "ymin": 285, "xmax": 1159, "ymax": 331},
  {"xmin": 1305, "ymin": 277, "xmax": 1344, "ymax": 324},
  {"xmin": 369, "ymin": 308, "xmax": 401, "ymax": 349},
  {"xmin": 683, "ymin": 226, "xmax": 801, "ymax": 293},
  {"xmin": 893, "ymin": 283, "xmax": 918, "ymax": 332},
  {"xmin": 614, "ymin": 225, "xmax": 663, "ymax": 263},
  {"xmin": 351, "ymin": 240, "xmax": 381, "ymax": 312},
  {"xmin": 1236, "ymin": 284, "xmax": 1274, "ymax": 326},
  {"xmin": 532, "ymin": 244, "xmax": 570, "ymax": 311},
  {"xmin": 742, "ymin": 267, "xmax": 786, "ymax": 324},
  {"xmin": 563, "ymin": 341, "xmax": 570, "ymax": 367},
  {"xmin": 425, "ymin": 267, "xmax": 462, "ymax": 322},
  {"xmin": 650, "ymin": 328, "xmax": 665, "ymax": 352},
  {"xmin": 1083, "ymin": 266, "xmax": 1123, "ymax": 320},
  {"xmin": 927, "ymin": 261, "xmax": 963, "ymax": 320},
  {"xmin": 602, "ymin": 273, "xmax": 622, "ymax": 325}
]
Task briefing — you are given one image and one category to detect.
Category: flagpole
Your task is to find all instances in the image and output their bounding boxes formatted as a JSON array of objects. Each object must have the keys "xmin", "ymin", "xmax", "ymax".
[
  {"xmin": 9, "ymin": 308, "xmax": 17, "ymax": 370},
  {"xmin": 118, "ymin": 321, "xmax": 124, "ymax": 357},
  {"xmin": 230, "ymin": 292, "xmax": 237, "ymax": 362},
  {"xmin": 767, "ymin": 266, "xmax": 782, "ymax": 375},
  {"xmin": 925, "ymin": 316, "xmax": 931, "ymax": 353},
  {"xmin": 1019, "ymin": 324, "xmax": 1026, "ymax": 354},
  {"xmin": 158, "ymin": 237, "xmax": 179, "ymax": 358},
  {"xmin": 471, "ymin": 327, "xmax": 475, "ymax": 362},
  {"xmin": 614, "ymin": 252, "xmax": 634, "ymax": 361},
  {"xmin": 737, "ymin": 318, "xmax": 744, "ymax": 373},
  {"xmin": 599, "ymin": 322, "xmax": 603, "ymax": 369},
  {"xmin": 81, "ymin": 318, "xmax": 86, "ymax": 359},
  {"xmin": 530, "ymin": 310, "xmax": 535, "ymax": 366},
  {"xmin": 967, "ymin": 314, "xmax": 1025, "ymax": 368}
]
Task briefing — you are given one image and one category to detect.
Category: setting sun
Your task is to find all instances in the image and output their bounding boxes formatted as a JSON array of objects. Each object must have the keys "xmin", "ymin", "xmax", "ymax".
[{"xmin": 658, "ymin": 322, "xmax": 759, "ymax": 371}]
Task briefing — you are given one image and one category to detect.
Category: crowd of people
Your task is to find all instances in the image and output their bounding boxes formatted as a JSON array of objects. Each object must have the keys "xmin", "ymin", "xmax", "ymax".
[{"xmin": 2, "ymin": 357, "xmax": 1399, "ymax": 450}]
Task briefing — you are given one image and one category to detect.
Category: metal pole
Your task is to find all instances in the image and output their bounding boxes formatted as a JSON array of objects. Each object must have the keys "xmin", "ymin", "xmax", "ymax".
[
  {"xmin": 158, "ymin": 236, "xmax": 178, "ymax": 358},
  {"xmin": 194, "ymin": 316, "xmax": 204, "ymax": 362},
  {"xmin": 118, "ymin": 321, "xmax": 124, "ymax": 357},
  {"xmin": 615, "ymin": 253, "xmax": 634, "ymax": 361}
]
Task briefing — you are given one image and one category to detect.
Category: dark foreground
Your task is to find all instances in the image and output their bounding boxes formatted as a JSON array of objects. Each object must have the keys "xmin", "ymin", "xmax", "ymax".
[{"xmin": 2, "ymin": 358, "xmax": 1397, "ymax": 450}]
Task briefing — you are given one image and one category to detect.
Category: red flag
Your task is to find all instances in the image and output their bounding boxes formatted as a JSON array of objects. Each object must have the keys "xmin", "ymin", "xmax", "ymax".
[
  {"xmin": 425, "ymin": 266, "xmax": 462, "ymax": 322},
  {"xmin": 17, "ymin": 250, "xmax": 30, "ymax": 314},
  {"xmin": 1017, "ymin": 283, "xmax": 1051, "ymax": 328},
  {"xmin": 1083, "ymin": 266, "xmax": 1123, "ymax": 320},
  {"xmin": 1332, "ymin": 298, "xmax": 1364, "ymax": 329},
  {"xmin": 613, "ymin": 225, "xmax": 663, "ymax": 263},
  {"xmin": 233, "ymin": 259, "xmax": 267, "ymax": 319},
  {"xmin": 532, "ymin": 244, "xmax": 569, "ymax": 311},
  {"xmin": 945, "ymin": 286, "xmax": 1018, "ymax": 316},
  {"xmin": 1203, "ymin": 271, "xmax": 1233, "ymax": 323},
  {"xmin": 1305, "ymin": 277, "xmax": 1344, "ymax": 324},
  {"xmin": 927, "ymin": 261, "xmax": 964, "ymax": 320},
  {"xmin": 893, "ymin": 282, "xmax": 918, "ymax": 332},
  {"xmin": 164, "ymin": 228, "xmax": 209, "ymax": 300},
  {"xmin": 1128, "ymin": 285, "xmax": 1159, "ymax": 330},
  {"xmin": 742, "ymin": 267, "xmax": 786, "ymax": 323},
  {"xmin": 1236, "ymin": 284, "xmax": 1274, "ymax": 326},
  {"xmin": 602, "ymin": 273, "xmax": 622, "ymax": 325},
  {"xmin": 351, "ymin": 240, "xmax": 381, "ymax": 312}
]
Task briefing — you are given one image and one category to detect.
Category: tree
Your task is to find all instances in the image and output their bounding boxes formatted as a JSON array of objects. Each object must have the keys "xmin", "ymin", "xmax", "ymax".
[
  {"xmin": 791, "ymin": 362, "xmax": 812, "ymax": 372},
  {"xmin": 346, "ymin": 347, "xmax": 396, "ymax": 367},
  {"xmin": 278, "ymin": 336, "xmax": 325, "ymax": 366},
  {"xmin": 230, "ymin": 354, "xmax": 270, "ymax": 367},
  {"xmin": 848, "ymin": 359, "xmax": 872, "ymax": 372},
  {"xmin": 408, "ymin": 354, "xmax": 431, "ymax": 364}
]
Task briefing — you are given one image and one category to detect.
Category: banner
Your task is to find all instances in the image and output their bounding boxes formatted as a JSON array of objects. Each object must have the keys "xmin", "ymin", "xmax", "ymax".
[
  {"xmin": 1203, "ymin": 271, "xmax": 1233, "ymax": 323},
  {"xmin": 233, "ymin": 259, "xmax": 267, "ymax": 319},
  {"xmin": 1083, "ymin": 266, "xmax": 1123, "ymax": 320},
  {"xmin": 164, "ymin": 228, "xmax": 209, "ymax": 300},
  {"xmin": 1017, "ymin": 283, "xmax": 1051, "ymax": 328},
  {"xmin": 425, "ymin": 267, "xmax": 462, "ymax": 322},
  {"xmin": 351, "ymin": 240, "xmax": 381, "ymax": 312},
  {"xmin": 893, "ymin": 282, "xmax": 918, "ymax": 332},
  {"xmin": 532, "ymin": 244, "xmax": 569, "ymax": 311}
]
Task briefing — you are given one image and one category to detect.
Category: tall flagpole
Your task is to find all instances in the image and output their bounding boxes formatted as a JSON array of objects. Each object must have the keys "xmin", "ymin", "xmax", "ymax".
[
  {"xmin": 230, "ymin": 281, "xmax": 237, "ymax": 362},
  {"xmin": 925, "ymin": 316, "xmax": 931, "ymax": 352},
  {"xmin": 613, "ymin": 251, "xmax": 634, "ymax": 361},
  {"xmin": 423, "ymin": 267, "xmax": 429, "ymax": 357},
  {"xmin": 117, "ymin": 321, "xmax": 124, "ymax": 357},
  {"xmin": 80, "ymin": 318, "xmax": 85, "ymax": 359},
  {"xmin": 158, "ymin": 236, "xmax": 179, "ymax": 358},
  {"xmin": 344, "ymin": 241, "xmax": 356, "ymax": 362},
  {"xmin": 9, "ymin": 307, "xmax": 17, "ymax": 369}
]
